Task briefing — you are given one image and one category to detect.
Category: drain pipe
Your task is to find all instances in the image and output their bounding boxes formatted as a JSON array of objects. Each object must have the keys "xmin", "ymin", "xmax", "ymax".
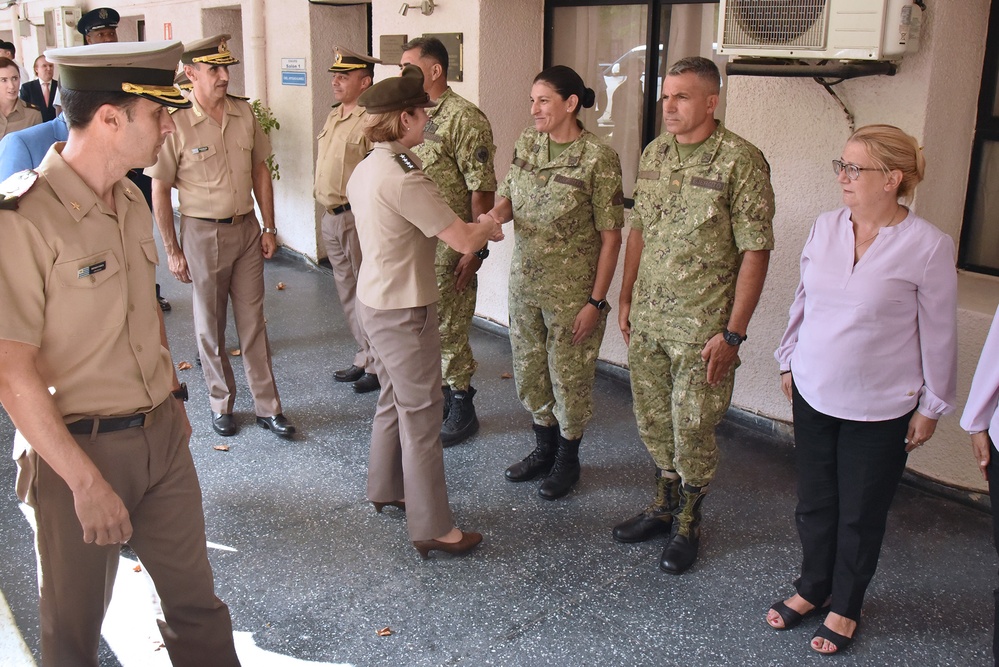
[{"xmin": 247, "ymin": 0, "xmax": 267, "ymax": 104}]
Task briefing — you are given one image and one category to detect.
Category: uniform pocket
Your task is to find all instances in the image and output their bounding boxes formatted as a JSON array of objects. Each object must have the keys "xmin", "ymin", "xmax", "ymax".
[{"xmin": 53, "ymin": 251, "xmax": 125, "ymax": 330}]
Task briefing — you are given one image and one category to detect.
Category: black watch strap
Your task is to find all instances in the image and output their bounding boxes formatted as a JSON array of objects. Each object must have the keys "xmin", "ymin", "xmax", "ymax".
[
  {"xmin": 587, "ymin": 296, "xmax": 608, "ymax": 311},
  {"xmin": 171, "ymin": 382, "xmax": 188, "ymax": 402},
  {"xmin": 723, "ymin": 329, "xmax": 747, "ymax": 346},
  {"xmin": 474, "ymin": 246, "xmax": 490, "ymax": 260}
]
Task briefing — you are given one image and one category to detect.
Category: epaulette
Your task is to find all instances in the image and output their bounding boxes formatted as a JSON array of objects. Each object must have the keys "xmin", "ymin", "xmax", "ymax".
[
  {"xmin": 23, "ymin": 101, "xmax": 39, "ymax": 110},
  {"xmin": 394, "ymin": 153, "xmax": 417, "ymax": 173},
  {"xmin": 0, "ymin": 169, "xmax": 38, "ymax": 210},
  {"xmin": 226, "ymin": 93, "xmax": 250, "ymax": 101},
  {"xmin": 331, "ymin": 102, "xmax": 342, "ymax": 110}
]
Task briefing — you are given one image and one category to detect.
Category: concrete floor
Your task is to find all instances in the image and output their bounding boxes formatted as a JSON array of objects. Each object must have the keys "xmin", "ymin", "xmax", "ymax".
[{"xmin": 0, "ymin": 251, "xmax": 994, "ymax": 666}]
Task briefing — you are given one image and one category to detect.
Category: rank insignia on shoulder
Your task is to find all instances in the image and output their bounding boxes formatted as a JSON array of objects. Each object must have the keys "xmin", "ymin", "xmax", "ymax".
[
  {"xmin": 0, "ymin": 169, "xmax": 39, "ymax": 210},
  {"xmin": 226, "ymin": 93, "xmax": 250, "ymax": 101},
  {"xmin": 394, "ymin": 153, "xmax": 418, "ymax": 173}
]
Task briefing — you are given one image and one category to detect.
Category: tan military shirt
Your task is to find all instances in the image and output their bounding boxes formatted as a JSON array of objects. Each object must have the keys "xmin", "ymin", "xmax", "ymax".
[
  {"xmin": 410, "ymin": 88, "xmax": 496, "ymax": 267},
  {"xmin": 0, "ymin": 99, "xmax": 42, "ymax": 141},
  {"xmin": 0, "ymin": 144, "xmax": 174, "ymax": 420},
  {"xmin": 314, "ymin": 103, "xmax": 371, "ymax": 210},
  {"xmin": 630, "ymin": 122, "xmax": 775, "ymax": 344},
  {"xmin": 146, "ymin": 94, "xmax": 270, "ymax": 218},
  {"xmin": 346, "ymin": 141, "xmax": 455, "ymax": 310}
]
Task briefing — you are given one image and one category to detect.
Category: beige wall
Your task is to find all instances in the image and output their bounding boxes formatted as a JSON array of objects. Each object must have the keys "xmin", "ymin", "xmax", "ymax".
[{"xmin": 2, "ymin": 0, "xmax": 994, "ymax": 493}]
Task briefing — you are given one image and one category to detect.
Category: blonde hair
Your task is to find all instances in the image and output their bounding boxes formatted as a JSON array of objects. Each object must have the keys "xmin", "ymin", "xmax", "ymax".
[
  {"xmin": 848, "ymin": 124, "xmax": 925, "ymax": 201},
  {"xmin": 363, "ymin": 107, "xmax": 415, "ymax": 143}
]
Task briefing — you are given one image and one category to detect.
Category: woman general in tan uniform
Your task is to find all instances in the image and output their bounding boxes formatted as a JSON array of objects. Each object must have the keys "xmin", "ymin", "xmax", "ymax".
[
  {"xmin": 346, "ymin": 65, "xmax": 503, "ymax": 559},
  {"xmin": 481, "ymin": 65, "xmax": 624, "ymax": 501}
]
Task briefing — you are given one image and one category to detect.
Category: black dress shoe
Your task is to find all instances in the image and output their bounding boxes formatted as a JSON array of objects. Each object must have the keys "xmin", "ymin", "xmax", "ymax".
[
  {"xmin": 334, "ymin": 364, "xmax": 365, "ymax": 383},
  {"xmin": 157, "ymin": 295, "xmax": 172, "ymax": 312},
  {"xmin": 212, "ymin": 412, "xmax": 237, "ymax": 437},
  {"xmin": 256, "ymin": 414, "xmax": 296, "ymax": 438},
  {"xmin": 353, "ymin": 373, "xmax": 380, "ymax": 394}
]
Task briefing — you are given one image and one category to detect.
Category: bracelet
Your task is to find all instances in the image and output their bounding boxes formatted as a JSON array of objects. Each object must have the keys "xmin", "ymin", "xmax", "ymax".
[
  {"xmin": 262, "ymin": 227, "xmax": 277, "ymax": 235},
  {"xmin": 779, "ymin": 370, "xmax": 792, "ymax": 376}
]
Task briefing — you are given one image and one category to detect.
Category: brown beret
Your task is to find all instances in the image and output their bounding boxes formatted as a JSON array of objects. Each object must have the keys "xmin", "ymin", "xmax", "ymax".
[{"xmin": 357, "ymin": 64, "xmax": 433, "ymax": 114}]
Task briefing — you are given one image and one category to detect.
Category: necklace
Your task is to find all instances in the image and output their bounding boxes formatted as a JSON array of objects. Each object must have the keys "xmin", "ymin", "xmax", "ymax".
[{"xmin": 854, "ymin": 205, "xmax": 904, "ymax": 249}]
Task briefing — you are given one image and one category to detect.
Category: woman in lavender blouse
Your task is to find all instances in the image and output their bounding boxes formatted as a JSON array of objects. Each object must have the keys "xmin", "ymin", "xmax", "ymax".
[
  {"xmin": 769, "ymin": 125, "xmax": 957, "ymax": 654},
  {"xmin": 961, "ymin": 306, "xmax": 999, "ymax": 665}
]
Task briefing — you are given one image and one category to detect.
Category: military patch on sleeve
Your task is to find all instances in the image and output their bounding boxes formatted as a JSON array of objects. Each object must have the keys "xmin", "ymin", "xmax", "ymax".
[
  {"xmin": 394, "ymin": 153, "xmax": 418, "ymax": 173},
  {"xmin": 0, "ymin": 169, "xmax": 39, "ymax": 210},
  {"xmin": 611, "ymin": 190, "xmax": 625, "ymax": 206},
  {"xmin": 475, "ymin": 146, "xmax": 489, "ymax": 164}
]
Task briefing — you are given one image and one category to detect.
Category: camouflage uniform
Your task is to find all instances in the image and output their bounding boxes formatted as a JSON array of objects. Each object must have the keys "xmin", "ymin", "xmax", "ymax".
[
  {"xmin": 499, "ymin": 127, "xmax": 624, "ymax": 439},
  {"xmin": 411, "ymin": 88, "xmax": 497, "ymax": 391},
  {"xmin": 629, "ymin": 122, "xmax": 774, "ymax": 486}
]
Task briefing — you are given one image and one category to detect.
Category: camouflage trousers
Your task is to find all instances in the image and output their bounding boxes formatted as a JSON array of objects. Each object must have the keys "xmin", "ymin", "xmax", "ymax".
[
  {"xmin": 509, "ymin": 297, "xmax": 607, "ymax": 439},
  {"xmin": 436, "ymin": 264, "xmax": 478, "ymax": 391},
  {"xmin": 628, "ymin": 328, "xmax": 735, "ymax": 487}
]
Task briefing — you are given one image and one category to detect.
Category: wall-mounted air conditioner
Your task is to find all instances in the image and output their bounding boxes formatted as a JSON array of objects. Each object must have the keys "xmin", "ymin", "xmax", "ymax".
[{"xmin": 717, "ymin": 0, "xmax": 921, "ymax": 61}]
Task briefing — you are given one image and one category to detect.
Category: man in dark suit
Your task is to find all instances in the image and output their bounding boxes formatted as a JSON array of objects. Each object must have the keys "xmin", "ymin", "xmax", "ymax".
[{"xmin": 19, "ymin": 55, "xmax": 58, "ymax": 122}]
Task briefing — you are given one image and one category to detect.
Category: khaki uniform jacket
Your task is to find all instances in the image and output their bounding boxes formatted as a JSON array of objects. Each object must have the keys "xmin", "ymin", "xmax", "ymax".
[
  {"xmin": 0, "ymin": 145, "xmax": 174, "ymax": 421},
  {"xmin": 0, "ymin": 98, "xmax": 42, "ymax": 141},
  {"xmin": 630, "ymin": 122, "xmax": 775, "ymax": 344},
  {"xmin": 146, "ymin": 94, "xmax": 270, "ymax": 218},
  {"xmin": 314, "ymin": 103, "xmax": 371, "ymax": 210},
  {"xmin": 346, "ymin": 142, "xmax": 455, "ymax": 310}
]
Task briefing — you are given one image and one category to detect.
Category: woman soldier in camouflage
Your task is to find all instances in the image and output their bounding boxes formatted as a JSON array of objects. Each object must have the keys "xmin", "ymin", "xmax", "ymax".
[{"xmin": 480, "ymin": 66, "xmax": 624, "ymax": 500}]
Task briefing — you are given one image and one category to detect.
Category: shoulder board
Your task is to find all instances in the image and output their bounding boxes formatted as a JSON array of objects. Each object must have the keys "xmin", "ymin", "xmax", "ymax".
[
  {"xmin": 394, "ymin": 153, "xmax": 418, "ymax": 173},
  {"xmin": 226, "ymin": 93, "xmax": 250, "ymax": 101},
  {"xmin": 0, "ymin": 169, "xmax": 39, "ymax": 210},
  {"xmin": 331, "ymin": 102, "xmax": 343, "ymax": 109},
  {"xmin": 23, "ymin": 101, "xmax": 39, "ymax": 110}
]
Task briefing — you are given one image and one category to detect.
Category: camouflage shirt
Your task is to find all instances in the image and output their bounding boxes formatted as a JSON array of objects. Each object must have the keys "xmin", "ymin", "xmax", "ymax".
[
  {"xmin": 630, "ymin": 122, "xmax": 775, "ymax": 344},
  {"xmin": 411, "ymin": 87, "xmax": 497, "ymax": 267},
  {"xmin": 499, "ymin": 126, "xmax": 624, "ymax": 304}
]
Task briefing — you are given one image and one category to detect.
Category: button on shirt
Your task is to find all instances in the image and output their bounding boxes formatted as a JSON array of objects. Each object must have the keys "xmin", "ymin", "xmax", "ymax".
[
  {"xmin": 0, "ymin": 144, "xmax": 174, "ymax": 420},
  {"xmin": 347, "ymin": 142, "xmax": 455, "ymax": 310},
  {"xmin": 630, "ymin": 123, "xmax": 775, "ymax": 345},
  {"xmin": 314, "ymin": 104, "xmax": 371, "ymax": 210},
  {"xmin": 146, "ymin": 94, "xmax": 270, "ymax": 218}
]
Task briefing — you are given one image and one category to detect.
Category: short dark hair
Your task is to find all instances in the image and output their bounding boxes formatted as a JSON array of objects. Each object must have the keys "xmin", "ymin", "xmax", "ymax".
[
  {"xmin": 667, "ymin": 56, "xmax": 721, "ymax": 95},
  {"xmin": 401, "ymin": 36, "xmax": 448, "ymax": 76},
  {"xmin": 0, "ymin": 41, "xmax": 14, "ymax": 58},
  {"xmin": 61, "ymin": 88, "xmax": 140, "ymax": 130},
  {"xmin": 534, "ymin": 65, "xmax": 595, "ymax": 114}
]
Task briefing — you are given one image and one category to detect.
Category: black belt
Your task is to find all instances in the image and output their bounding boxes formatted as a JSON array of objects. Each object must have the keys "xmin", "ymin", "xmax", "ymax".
[
  {"xmin": 192, "ymin": 216, "xmax": 235, "ymax": 224},
  {"xmin": 328, "ymin": 203, "xmax": 351, "ymax": 215},
  {"xmin": 67, "ymin": 413, "xmax": 146, "ymax": 435}
]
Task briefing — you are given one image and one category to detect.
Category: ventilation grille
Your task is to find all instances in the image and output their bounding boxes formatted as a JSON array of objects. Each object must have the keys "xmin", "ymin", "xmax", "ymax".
[{"xmin": 722, "ymin": 0, "xmax": 828, "ymax": 49}]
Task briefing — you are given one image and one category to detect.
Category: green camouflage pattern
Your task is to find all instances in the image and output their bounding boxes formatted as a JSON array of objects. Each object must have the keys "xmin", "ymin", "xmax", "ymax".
[
  {"xmin": 499, "ymin": 127, "xmax": 624, "ymax": 304},
  {"xmin": 629, "ymin": 122, "xmax": 775, "ymax": 345},
  {"xmin": 436, "ymin": 264, "xmax": 477, "ymax": 390},
  {"xmin": 509, "ymin": 299, "xmax": 607, "ymax": 440},
  {"xmin": 410, "ymin": 88, "xmax": 497, "ymax": 268},
  {"xmin": 628, "ymin": 331, "xmax": 734, "ymax": 486}
]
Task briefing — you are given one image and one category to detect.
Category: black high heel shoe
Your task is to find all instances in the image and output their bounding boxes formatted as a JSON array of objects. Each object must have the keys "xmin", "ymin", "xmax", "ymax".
[
  {"xmin": 371, "ymin": 500, "xmax": 406, "ymax": 513},
  {"xmin": 412, "ymin": 531, "xmax": 482, "ymax": 559}
]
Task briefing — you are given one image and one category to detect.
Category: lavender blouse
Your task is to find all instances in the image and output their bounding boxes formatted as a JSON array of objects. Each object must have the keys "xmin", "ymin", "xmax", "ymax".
[{"xmin": 775, "ymin": 206, "xmax": 957, "ymax": 421}]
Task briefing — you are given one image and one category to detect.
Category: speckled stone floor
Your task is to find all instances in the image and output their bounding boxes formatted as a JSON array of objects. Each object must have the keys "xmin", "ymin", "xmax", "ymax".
[{"xmin": 0, "ymin": 251, "xmax": 993, "ymax": 666}]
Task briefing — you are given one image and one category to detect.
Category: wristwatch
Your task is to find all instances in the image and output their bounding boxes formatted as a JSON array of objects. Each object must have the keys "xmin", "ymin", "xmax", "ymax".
[
  {"xmin": 262, "ymin": 227, "xmax": 278, "ymax": 235},
  {"xmin": 171, "ymin": 383, "xmax": 189, "ymax": 402},
  {"xmin": 474, "ymin": 246, "xmax": 490, "ymax": 260},
  {"xmin": 723, "ymin": 329, "xmax": 747, "ymax": 346},
  {"xmin": 587, "ymin": 296, "xmax": 608, "ymax": 311}
]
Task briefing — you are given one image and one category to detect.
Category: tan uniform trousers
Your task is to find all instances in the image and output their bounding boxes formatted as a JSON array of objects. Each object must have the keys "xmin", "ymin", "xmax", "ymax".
[
  {"xmin": 320, "ymin": 209, "xmax": 371, "ymax": 371},
  {"xmin": 181, "ymin": 212, "xmax": 281, "ymax": 416},
  {"xmin": 15, "ymin": 398, "xmax": 240, "ymax": 667},
  {"xmin": 359, "ymin": 301, "xmax": 454, "ymax": 542}
]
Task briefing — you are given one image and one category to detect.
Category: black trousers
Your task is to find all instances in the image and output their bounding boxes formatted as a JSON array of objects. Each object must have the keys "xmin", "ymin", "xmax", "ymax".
[
  {"xmin": 988, "ymin": 447, "xmax": 999, "ymax": 666},
  {"xmin": 791, "ymin": 384, "xmax": 911, "ymax": 621}
]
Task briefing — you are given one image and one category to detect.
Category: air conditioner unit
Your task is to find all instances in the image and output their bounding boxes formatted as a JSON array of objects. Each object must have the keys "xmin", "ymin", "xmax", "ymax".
[
  {"xmin": 50, "ymin": 6, "xmax": 84, "ymax": 48},
  {"xmin": 717, "ymin": 0, "xmax": 921, "ymax": 61}
]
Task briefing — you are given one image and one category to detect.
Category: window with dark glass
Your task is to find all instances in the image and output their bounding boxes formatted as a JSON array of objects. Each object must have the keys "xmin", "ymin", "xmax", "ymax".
[
  {"xmin": 546, "ymin": 0, "xmax": 724, "ymax": 200},
  {"xmin": 961, "ymin": 0, "xmax": 999, "ymax": 274}
]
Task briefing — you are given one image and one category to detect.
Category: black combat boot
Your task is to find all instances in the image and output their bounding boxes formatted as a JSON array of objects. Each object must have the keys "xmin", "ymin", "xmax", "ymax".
[
  {"xmin": 612, "ymin": 469, "xmax": 681, "ymax": 543},
  {"xmin": 441, "ymin": 386, "xmax": 478, "ymax": 447},
  {"xmin": 505, "ymin": 424, "xmax": 558, "ymax": 482},
  {"xmin": 659, "ymin": 483, "xmax": 707, "ymax": 575},
  {"xmin": 537, "ymin": 434, "xmax": 581, "ymax": 500},
  {"xmin": 442, "ymin": 385, "xmax": 452, "ymax": 420}
]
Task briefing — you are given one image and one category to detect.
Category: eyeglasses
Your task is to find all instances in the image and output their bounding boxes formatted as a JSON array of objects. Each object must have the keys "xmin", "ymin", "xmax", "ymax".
[{"xmin": 832, "ymin": 159, "xmax": 881, "ymax": 181}]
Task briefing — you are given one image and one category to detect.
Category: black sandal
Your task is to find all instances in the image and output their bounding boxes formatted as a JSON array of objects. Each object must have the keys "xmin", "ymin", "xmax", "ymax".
[
  {"xmin": 811, "ymin": 623, "xmax": 855, "ymax": 654},
  {"xmin": 767, "ymin": 599, "xmax": 821, "ymax": 631}
]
